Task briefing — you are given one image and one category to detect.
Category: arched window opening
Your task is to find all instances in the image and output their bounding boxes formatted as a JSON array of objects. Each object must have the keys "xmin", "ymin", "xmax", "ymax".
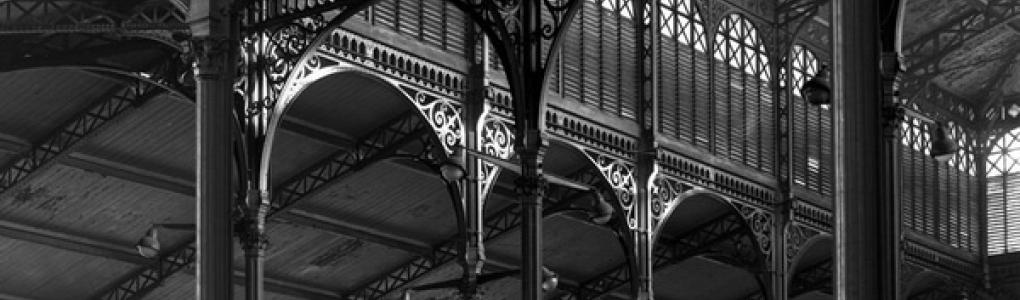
[
  {"xmin": 988, "ymin": 128, "xmax": 1020, "ymax": 255},
  {"xmin": 659, "ymin": 0, "xmax": 706, "ymax": 52},
  {"xmin": 714, "ymin": 15, "xmax": 770, "ymax": 81},
  {"xmin": 657, "ymin": 0, "xmax": 709, "ymax": 147},
  {"xmin": 788, "ymin": 45, "xmax": 831, "ymax": 194},
  {"xmin": 710, "ymin": 14, "xmax": 774, "ymax": 173}
]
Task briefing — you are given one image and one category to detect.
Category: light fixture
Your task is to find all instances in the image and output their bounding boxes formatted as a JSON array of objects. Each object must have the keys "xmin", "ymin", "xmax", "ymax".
[
  {"xmin": 400, "ymin": 267, "xmax": 559, "ymax": 299},
  {"xmin": 135, "ymin": 223, "xmax": 196, "ymax": 258},
  {"xmin": 589, "ymin": 191, "xmax": 614, "ymax": 225},
  {"xmin": 136, "ymin": 227, "xmax": 160, "ymax": 258},
  {"xmin": 439, "ymin": 150, "xmax": 467, "ymax": 182},
  {"xmin": 801, "ymin": 64, "xmax": 831, "ymax": 105},
  {"xmin": 930, "ymin": 121, "xmax": 958, "ymax": 162},
  {"xmin": 541, "ymin": 267, "xmax": 559, "ymax": 291}
]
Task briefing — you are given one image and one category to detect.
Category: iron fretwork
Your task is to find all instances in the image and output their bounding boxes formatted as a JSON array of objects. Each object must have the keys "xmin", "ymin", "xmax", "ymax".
[{"xmin": 90, "ymin": 109, "xmax": 433, "ymax": 300}]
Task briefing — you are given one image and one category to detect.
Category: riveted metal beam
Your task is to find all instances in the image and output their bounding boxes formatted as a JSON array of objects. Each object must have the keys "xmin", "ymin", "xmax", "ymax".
[{"xmin": 89, "ymin": 110, "xmax": 433, "ymax": 300}]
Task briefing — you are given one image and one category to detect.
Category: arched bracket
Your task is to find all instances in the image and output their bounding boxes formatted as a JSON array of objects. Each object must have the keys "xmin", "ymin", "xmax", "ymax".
[
  {"xmin": 478, "ymin": 111, "xmax": 516, "ymax": 201},
  {"xmin": 581, "ymin": 149, "xmax": 638, "ymax": 229}
]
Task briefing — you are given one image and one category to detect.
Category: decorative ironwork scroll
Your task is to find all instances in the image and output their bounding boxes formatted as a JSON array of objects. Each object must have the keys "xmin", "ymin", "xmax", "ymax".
[
  {"xmin": 478, "ymin": 110, "xmax": 516, "ymax": 198},
  {"xmin": 733, "ymin": 201, "xmax": 774, "ymax": 258},
  {"xmin": 784, "ymin": 222, "xmax": 821, "ymax": 267},
  {"xmin": 650, "ymin": 174, "xmax": 694, "ymax": 233},
  {"xmin": 582, "ymin": 149, "xmax": 639, "ymax": 229}
]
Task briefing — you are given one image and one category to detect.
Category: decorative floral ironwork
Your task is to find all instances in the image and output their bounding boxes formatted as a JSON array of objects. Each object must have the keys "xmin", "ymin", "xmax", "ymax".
[
  {"xmin": 478, "ymin": 112, "xmax": 515, "ymax": 198},
  {"xmin": 785, "ymin": 222, "xmax": 820, "ymax": 267},
  {"xmin": 400, "ymin": 85, "xmax": 464, "ymax": 155},
  {"xmin": 734, "ymin": 202, "xmax": 774, "ymax": 258},
  {"xmin": 650, "ymin": 175, "xmax": 692, "ymax": 233},
  {"xmin": 583, "ymin": 149, "xmax": 638, "ymax": 229}
]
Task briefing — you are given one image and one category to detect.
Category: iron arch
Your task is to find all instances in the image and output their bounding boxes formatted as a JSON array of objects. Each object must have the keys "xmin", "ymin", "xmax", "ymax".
[
  {"xmin": 651, "ymin": 189, "xmax": 773, "ymax": 298},
  {"xmin": 259, "ymin": 65, "xmax": 466, "ymax": 235}
]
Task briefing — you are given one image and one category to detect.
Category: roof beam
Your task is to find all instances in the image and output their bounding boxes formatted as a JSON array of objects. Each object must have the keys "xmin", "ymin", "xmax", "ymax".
[
  {"xmin": 91, "ymin": 110, "xmax": 433, "ymax": 300},
  {"xmin": 0, "ymin": 219, "xmax": 150, "ymax": 265},
  {"xmin": 59, "ymin": 152, "xmax": 194, "ymax": 196}
]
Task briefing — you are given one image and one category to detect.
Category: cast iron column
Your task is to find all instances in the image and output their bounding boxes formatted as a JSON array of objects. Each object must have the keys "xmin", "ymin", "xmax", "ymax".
[
  {"xmin": 190, "ymin": 0, "xmax": 236, "ymax": 298},
  {"xmin": 833, "ymin": 0, "xmax": 899, "ymax": 299},
  {"xmin": 516, "ymin": 136, "xmax": 547, "ymax": 300},
  {"xmin": 240, "ymin": 189, "xmax": 268, "ymax": 300},
  {"xmin": 634, "ymin": 0, "xmax": 658, "ymax": 298},
  {"xmin": 516, "ymin": 0, "xmax": 548, "ymax": 299}
]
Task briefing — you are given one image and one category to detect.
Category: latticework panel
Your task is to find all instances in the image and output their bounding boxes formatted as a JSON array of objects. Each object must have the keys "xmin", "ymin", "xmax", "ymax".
[
  {"xmin": 359, "ymin": 0, "xmax": 470, "ymax": 58},
  {"xmin": 788, "ymin": 45, "xmax": 832, "ymax": 195},
  {"xmin": 988, "ymin": 127, "xmax": 1020, "ymax": 255},
  {"xmin": 710, "ymin": 14, "xmax": 774, "ymax": 174},
  {"xmin": 656, "ymin": 0, "xmax": 710, "ymax": 148},
  {"xmin": 553, "ymin": 0, "xmax": 641, "ymax": 119}
]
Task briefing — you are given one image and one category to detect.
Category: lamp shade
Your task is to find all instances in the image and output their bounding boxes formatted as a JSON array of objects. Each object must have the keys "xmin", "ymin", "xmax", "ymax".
[
  {"xmin": 930, "ymin": 122, "xmax": 958, "ymax": 162},
  {"xmin": 590, "ymin": 191, "xmax": 614, "ymax": 225},
  {"xmin": 801, "ymin": 64, "xmax": 831, "ymax": 105},
  {"xmin": 439, "ymin": 151, "xmax": 467, "ymax": 182},
  {"xmin": 135, "ymin": 227, "xmax": 160, "ymax": 258},
  {"xmin": 542, "ymin": 267, "xmax": 559, "ymax": 291}
]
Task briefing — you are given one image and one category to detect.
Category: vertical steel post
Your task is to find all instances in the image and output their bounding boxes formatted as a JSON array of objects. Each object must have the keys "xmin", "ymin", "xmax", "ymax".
[
  {"xmin": 190, "ymin": 0, "xmax": 236, "ymax": 297},
  {"xmin": 634, "ymin": 0, "xmax": 659, "ymax": 298},
  {"xmin": 833, "ymin": 0, "xmax": 900, "ymax": 299}
]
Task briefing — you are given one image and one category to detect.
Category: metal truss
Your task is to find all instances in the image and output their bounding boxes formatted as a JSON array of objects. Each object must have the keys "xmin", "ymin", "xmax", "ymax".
[
  {"xmin": 898, "ymin": 0, "xmax": 1020, "ymax": 127},
  {"xmin": 0, "ymin": 0, "xmax": 187, "ymax": 35},
  {"xmin": 93, "ymin": 239, "xmax": 196, "ymax": 300},
  {"xmin": 89, "ymin": 111, "xmax": 433, "ymax": 300},
  {"xmin": 346, "ymin": 169, "xmax": 605, "ymax": 299},
  {"xmin": 789, "ymin": 258, "xmax": 832, "ymax": 297},
  {"xmin": 902, "ymin": 0, "xmax": 1020, "ymax": 79},
  {"xmin": 571, "ymin": 212, "xmax": 755, "ymax": 299},
  {"xmin": 0, "ymin": 57, "xmax": 182, "ymax": 198},
  {"xmin": 269, "ymin": 111, "xmax": 431, "ymax": 213}
]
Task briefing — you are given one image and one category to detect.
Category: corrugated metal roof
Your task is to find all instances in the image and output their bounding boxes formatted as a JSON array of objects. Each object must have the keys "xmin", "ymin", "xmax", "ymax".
[
  {"xmin": 0, "ymin": 237, "xmax": 136, "ymax": 299},
  {"xmin": 0, "ymin": 164, "xmax": 193, "ymax": 246},
  {"xmin": 0, "ymin": 69, "xmax": 117, "ymax": 141},
  {"xmin": 483, "ymin": 215, "xmax": 625, "ymax": 281},
  {"xmin": 254, "ymin": 221, "xmax": 416, "ymax": 292},
  {"xmin": 292, "ymin": 160, "xmax": 459, "ymax": 246},
  {"xmin": 82, "ymin": 95, "xmax": 196, "ymax": 175}
]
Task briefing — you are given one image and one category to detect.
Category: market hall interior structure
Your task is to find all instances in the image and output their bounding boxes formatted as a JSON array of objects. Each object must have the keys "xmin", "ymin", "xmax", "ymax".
[{"xmin": 2, "ymin": 0, "xmax": 1020, "ymax": 299}]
